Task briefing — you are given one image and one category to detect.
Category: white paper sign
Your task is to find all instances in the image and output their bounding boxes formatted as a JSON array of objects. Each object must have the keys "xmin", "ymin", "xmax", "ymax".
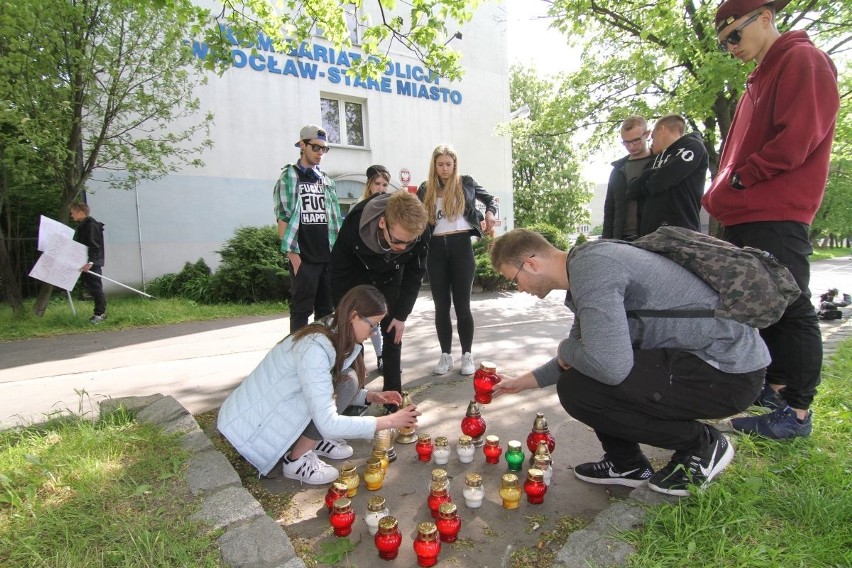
[
  {"xmin": 29, "ymin": 216, "xmax": 88, "ymax": 291},
  {"xmin": 37, "ymin": 215, "xmax": 74, "ymax": 252}
]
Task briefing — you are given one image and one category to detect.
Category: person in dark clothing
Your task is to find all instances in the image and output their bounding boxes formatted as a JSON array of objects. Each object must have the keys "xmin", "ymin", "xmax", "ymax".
[
  {"xmin": 70, "ymin": 202, "xmax": 107, "ymax": 323},
  {"xmin": 704, "ymin": 0, "xmax": 839, "ymax": 438},
  {"xmin": 330, "ymin": 191, "xmax": 431, "ymax": 403},
  {"xmin": 602, "ymin": 116, "xmax": 652, "ymax": 240},
  {"xmin": 626, "ymin": 114, "xmax": 708, "ymax": 236}
]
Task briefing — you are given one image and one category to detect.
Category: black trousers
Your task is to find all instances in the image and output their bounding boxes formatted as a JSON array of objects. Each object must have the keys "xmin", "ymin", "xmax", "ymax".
[
  {"xmin": 377, "ymin": 285, "xmax": 403, "ymax": 394},
  {"xmin": 289, "ymin": 261, "xmax": 333, "ymax": 333},
  {"xmin": 426, "ymin": 232, "xmax": 475, "ymax": 354},
  {"xmin": 557, "ymin": 349, "xmax": 764, "ymax": 467},
  {"xmin": 725, "ymin": 221, "xmax": 822, "ymax": 409},
  {"xmin": 81, "ymin": 266, "xmax": 106, "ymax": 316}
]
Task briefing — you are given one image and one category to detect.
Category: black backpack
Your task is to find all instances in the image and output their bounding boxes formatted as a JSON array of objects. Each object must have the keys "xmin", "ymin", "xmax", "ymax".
[{"xmin": 595, "ymin": 226, "xmax": 800, "ymax": 328}]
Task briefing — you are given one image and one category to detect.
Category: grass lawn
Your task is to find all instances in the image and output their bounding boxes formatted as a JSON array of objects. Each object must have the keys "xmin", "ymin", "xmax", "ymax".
[
  {"xmin": 0, "ymin": 296, "xmax": 287, "ymax": 341},
  {"xmin": 624, "ymin": 341, "xmax": 852, "ymax": 567},
  {"xmin": 0, "ymin": 405, "xmax": 222, "ymax": 567},
  {"xmin": 811, "ymin": 246, "xmax": 851, "ymax": 261}
]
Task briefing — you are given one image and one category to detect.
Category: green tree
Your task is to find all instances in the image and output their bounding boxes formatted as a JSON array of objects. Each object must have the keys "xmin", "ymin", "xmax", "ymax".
[
  {"xmin": 505, "ymin": 65, "xmax": 592, "ymax": 230},
  {"xmin": 540, "ymin": 0, "xmax": 850, "ymax": 174}
]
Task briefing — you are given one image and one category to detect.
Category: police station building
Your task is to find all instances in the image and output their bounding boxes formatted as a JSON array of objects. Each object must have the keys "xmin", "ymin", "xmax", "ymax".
[{"xmin": 88, "ymin": 2, "xmax": 513, "ymax": 290}]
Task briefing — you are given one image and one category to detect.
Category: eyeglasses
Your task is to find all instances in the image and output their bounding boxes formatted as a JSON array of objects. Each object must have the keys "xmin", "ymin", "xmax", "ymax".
[
  {"xmin": 383, "ymin": 223, "xmax": 420, "ymax": 246},
  {"xmin": 359, "ymin": 314, "xmax": 381, "ymax": 332},
  {"xmin": 621, "ymin": 135, "xmax": 647, "ymax": 147},
  {"xmin": 718, "ymin": 12, "xmax": 760, "ymax": 52},
  {"xmin": 304, "ymin": 141, "xmax": 331, "ymax": 153},
  {"xmin": 509, "ymin": 254, "xmax": 535, "ymax": 287}
]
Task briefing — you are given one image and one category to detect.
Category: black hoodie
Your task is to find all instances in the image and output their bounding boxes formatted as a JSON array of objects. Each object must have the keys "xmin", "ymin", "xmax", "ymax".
[
  {"xmin": 626, "ymin": 131, "xmax": 708, "ymax": 236},
  {"xmin": 73, "ymin": 216, "xmax": 106, "ymax": 266}
]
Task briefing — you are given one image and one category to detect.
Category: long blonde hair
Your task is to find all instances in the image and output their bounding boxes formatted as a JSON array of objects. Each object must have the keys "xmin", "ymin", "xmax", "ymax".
[
  {"xmin": 422, "ymin": 144, "xmax": 464, "ymax": 225},
  {"xmin": 360, "ymin": 165, "xmax": 391, "ymax": 201}
]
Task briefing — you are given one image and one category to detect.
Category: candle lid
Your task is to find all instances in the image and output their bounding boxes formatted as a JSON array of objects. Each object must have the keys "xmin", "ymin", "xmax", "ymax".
[
  {"xmin": 533, "ymin": 412, "xmax": 549, "ymax": 432},
  {"xmin": 332, "ymin": 497, "xmax": 351, "ymax": 512},
  {"xmin": 431, "ymin": 468, "xmax": 448, "ymax": 482},
  {"xmin": 429, "ymin": 481, "xmax": 449, "ymax": 494},
  {"xmin": 417, "ymin": 522, "xmax": 438, "ymax": 539},
  {"xmin": 485, "ymin": 434, "xmax": 500, "ymax": 445},
  {"xmin": 501, "ymin": 473, "xmax": 519, "ymax": 486},
  {"xmin": 418, "ymin": 433, "xmax": 432, "ymax": 443},
  {"xmin": 435, "ymin": 436, "xmax": 449, "ymax": 447},
  {"xmin": 438, "ymin": 502, "xmax": 458, "ymax": 518},
  {"xmin": 368, "ymin": 495, "xmax": 387, "ymax": 511},
  {"xmin": 340, "ymin": 461, "xmax": 356, "ymax": 475},
  {"xmin": 458, "ymin": 435, "xmax": 473, "ymax": 445},
  {"xmin": 330, "ymin": 481, "xmax": 348, "ymax": 493},
  {"xmin": 479, "ymin": 361, "xmax": 497, "ymax": 372},
  {"xmin": 533, "ymin": 455, "xmax": 552, "ymax": 468},
  {"xmin": 527, "ymin": 468, "xmax": 544, "ymax": 482},
  {"xmin": 378, "ymin": 516, "xmax": 399, "ymax": 532},
  {"xmin": 465, "ymin": 400, "xmax": 481, "ymax": 416},
  {"xmin": 465, "ymin": 473, "xmax": 483, "ymax": 486},
  {"xmin": 366, "ymin": 457, "xmax": 382, "ymax": 470},
  {"xmin": 508, "ymin": 440, "xmax": 522, "ymax": 450}
]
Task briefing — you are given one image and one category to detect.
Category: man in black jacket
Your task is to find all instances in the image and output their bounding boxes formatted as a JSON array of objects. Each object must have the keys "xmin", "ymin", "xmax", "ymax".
[
  {"xmin": 331, "ymin": 191, "xmax": 430, "ymax": 402},
  {"xmin": 627, "ymin": 114, "xmax": 709, "ymax": 236},
  {"xmin": 70, "ymin": 202, "xmax": 107, "ymax": 323},
  {"xmin": 602, "ymin": 116, "xmax": 652, "ymax": 240}
]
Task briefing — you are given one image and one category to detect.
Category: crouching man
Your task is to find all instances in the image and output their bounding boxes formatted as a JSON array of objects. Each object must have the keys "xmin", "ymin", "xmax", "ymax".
[{"xmin": 490, "ymin": 229, "xmax": 768, "ymax": 496}]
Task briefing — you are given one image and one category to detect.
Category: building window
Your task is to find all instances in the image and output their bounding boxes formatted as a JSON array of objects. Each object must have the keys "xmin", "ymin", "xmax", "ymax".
[{"xmin": 321, "ymin": 95, "xmax": 365, "ymax": 147}]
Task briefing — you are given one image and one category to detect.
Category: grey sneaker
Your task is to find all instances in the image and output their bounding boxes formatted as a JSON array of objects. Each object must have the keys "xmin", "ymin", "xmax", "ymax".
[
  {"xmin": 90, "ymin": 314, "xmax": 106, "ymax": 324},
  {"xmin": 433, "ymin": 353, "xmax": 453, "ymax": 375},
  {"xmin": 648, "ymin": 427, "xmax": 734, "ymax": 497}
]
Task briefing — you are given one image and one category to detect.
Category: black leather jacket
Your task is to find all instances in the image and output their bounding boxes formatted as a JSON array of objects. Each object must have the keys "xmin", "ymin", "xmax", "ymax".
[{"xmin": 417, "ymin": 175, "xmax": 497, "ymax": 238}]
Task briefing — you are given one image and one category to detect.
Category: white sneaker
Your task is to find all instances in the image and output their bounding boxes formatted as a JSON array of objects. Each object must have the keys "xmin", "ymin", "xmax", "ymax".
[
  {"xmin": 314, "ymin": 439, "xmax": 354, "ymax": 459},
  {"xmin": 460, "ymin": 352, "xmax": 475, "ymax": 376},
  {"xmin": 282, "ymin": 450, "xmax": 339, "ymax": 485},
  {"xmin": 433, "ymin": 353, "xmax": 453, "ymax": 375}
]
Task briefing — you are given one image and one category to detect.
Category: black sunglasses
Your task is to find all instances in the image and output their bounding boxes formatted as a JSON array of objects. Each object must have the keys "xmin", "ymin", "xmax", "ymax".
[{"xmin": 718, "ymin": 12, "xmax": 760, "ymax": 52}]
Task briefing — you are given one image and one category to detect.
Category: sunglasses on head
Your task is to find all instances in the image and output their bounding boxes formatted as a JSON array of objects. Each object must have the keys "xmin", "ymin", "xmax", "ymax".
[{"xmin": 718, "ymin": 12, "xmax": 760, "ymax": 52}]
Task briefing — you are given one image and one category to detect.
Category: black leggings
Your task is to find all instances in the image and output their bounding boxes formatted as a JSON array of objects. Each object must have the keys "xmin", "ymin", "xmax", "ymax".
[{"xmin": 426, "ymin": 232, "xmax": 475, "ymax": 353}]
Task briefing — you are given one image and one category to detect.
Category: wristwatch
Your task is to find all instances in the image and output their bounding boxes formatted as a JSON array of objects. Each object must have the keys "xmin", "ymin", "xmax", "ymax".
[{"xmin": 729, "ymin": 172, "xmax": 745, "ymax": 190}]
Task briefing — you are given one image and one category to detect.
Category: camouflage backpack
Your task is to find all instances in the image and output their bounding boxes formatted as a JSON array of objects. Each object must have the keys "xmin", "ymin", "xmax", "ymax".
[{"xmin": 621, "ymin": 226, "xmax": 801, "ymax": 328}]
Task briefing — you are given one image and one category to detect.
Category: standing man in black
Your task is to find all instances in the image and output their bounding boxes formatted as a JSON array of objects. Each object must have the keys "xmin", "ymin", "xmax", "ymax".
[
  {"xmin": 70, "ymin": 202, "xmax": 107, "ymax": 323},
  {"xmin": 602, "ymin": 116, "xmax": 652, "ymax": 241},
  {"xmin": 331, "ymin": 191, "xmax": 430, "ymax": 406}
]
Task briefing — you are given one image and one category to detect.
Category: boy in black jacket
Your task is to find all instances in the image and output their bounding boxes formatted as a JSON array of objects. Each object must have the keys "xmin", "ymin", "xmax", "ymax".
[
  {"xmin": 70, "ymin": 202, "xmax": 107, "ymax": 323},
  {"xmin": 330, "ymin": 191, "xmax": 431, "ymax": 402},
  {"xmin": 627, "ymin": 114, "xmax": 708, "ymax": 236}
]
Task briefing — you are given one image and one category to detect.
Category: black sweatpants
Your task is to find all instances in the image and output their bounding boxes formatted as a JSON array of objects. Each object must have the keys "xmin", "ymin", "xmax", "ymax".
[
  {"xmin": 289, "ymin": 261, "xmax": 333, "ymax": 333},
  {"xmin": 724, "ymin": 221, "xmax": 822, "ymax": 409},
  {"xmin": 557, "ymin": 349, "xmax": 764, "ymax": 467}
]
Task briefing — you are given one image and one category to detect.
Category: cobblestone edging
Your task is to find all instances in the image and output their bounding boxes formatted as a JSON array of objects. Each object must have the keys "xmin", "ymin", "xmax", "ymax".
[
  {"xmin": 99, "ymin": 395, "xmax": 306, "ymax": 568},
  {"xmin": 101, "ymin": 314, "xmax": 852, "ymax": 568}
]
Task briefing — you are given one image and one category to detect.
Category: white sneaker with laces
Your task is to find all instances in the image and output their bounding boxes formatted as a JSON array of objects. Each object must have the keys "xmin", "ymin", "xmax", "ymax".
[
  {"xmin": 314, "ymin": 439, "xmax": 354, "ymax": 459},
  {"xmin": 433, "ymin": 353, "xmax": 453, "ymax": 375},
  {"xmin": 460, "ymin": 352, "xmax": 475, "ymax": 376},
  {"xmin": 282, "ymin": 450, "xmax": 339, "ymax": 485}
]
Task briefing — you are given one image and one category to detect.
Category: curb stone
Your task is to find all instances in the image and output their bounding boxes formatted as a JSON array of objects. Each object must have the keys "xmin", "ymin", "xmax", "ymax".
[{"xmin": 101, "ymin": 394, "xmax": 306, "ymax": 568}]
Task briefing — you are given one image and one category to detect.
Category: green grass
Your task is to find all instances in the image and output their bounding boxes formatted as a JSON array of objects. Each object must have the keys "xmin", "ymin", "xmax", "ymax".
[
  {"xmin": 625, "ymin": 341, "xmax": 852, "ymax": 567},
  {"xmin": 811, "ymin": 247, "xmax": 851, "ymax": 261},
  {"xmin": 0, "ymin": 405, "xmax": 222, "ymax": 567},
  {"xmin": 0, "ymin": 296, "xmax": 288, "ymax": 341}
]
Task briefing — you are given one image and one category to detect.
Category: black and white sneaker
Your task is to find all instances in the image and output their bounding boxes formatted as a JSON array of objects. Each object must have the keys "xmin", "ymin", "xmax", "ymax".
[
  {"xmin": 314, "ymin": 439, "xmax": 354, "ymax": 459},
  {"xmin": 574, "ymin": 455, "xmax": 654, "ymax": 487},
  {"xmin": 282, "ymin": 450, "xmax": 339, "ymax": 485},
  {"xmin": 648, "ymin": 427, "xmax": 734, "ymax": 497}
]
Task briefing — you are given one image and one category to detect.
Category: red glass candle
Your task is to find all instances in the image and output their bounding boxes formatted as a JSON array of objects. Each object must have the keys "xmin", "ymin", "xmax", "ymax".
[
  {"xmin": 473, "ymin": 361, "xmax": 499, "ymax": 404},
  {"xmin": 460, "ymin": 400, "xmax": 487, "ymax": 447},
  {"xmin": 329, "ymin": 498, "xmax": 356, "ymax": 536},
  {"xmin": 427, "ymin": 480, "xmax": 452, "ymax": 519},
  {"xmin": 436, "ymin": 502, "xmax": 462, "ymax": 543},
  {"xmin": 416, "ymin": 433, "xmax": 434, "ymax": 462},
  {"xmin": 483, "ymin": 434, "xmax": 502, "ymax": 464},
  {"xmin": 324, "ymin": 481, "xmax": 348, "ymax": 513},
  {"xmin": 413, "ymin": 522, "xmax": 441, "ymax": 567},
  {"xmin": 526, "ymin": 412, "xmax": 557, "ymax": 454},
  {"xmin": 524, "ymin": 468, "xmax": 548, "ymax": 504},
  {"xmin": 374, "ymin": 516, "xmax": 403, "ymax": 560}
]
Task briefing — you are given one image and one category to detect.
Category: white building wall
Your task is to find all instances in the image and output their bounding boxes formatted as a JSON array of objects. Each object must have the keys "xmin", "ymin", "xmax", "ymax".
[{"xmin": 88, "ymin": 1, "xmax": 513, "ymax": 292}]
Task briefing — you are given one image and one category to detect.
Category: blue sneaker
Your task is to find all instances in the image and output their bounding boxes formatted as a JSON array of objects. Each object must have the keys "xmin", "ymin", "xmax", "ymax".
[
  {"xmin": 731, "ymin": 406, "xmax": 812, "ymax": 439},
  {"xmin": 753, "ymin": 383, "xmax": 786, "ymax": 411}
]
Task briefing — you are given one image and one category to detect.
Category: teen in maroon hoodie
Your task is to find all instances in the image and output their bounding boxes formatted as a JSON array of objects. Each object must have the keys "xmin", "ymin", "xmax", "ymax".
[{"xmin": 703, "ymin": 0, "xmax": 839, "ymax": 439}]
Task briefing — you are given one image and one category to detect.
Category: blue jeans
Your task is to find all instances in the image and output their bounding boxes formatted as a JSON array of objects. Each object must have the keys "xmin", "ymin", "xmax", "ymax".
[{"xmin": 724, "ymin": 221, "xmax": 822, "ymax": 409}]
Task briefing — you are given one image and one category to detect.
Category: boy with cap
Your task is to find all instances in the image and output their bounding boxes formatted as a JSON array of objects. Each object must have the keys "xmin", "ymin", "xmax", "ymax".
[
  {"xmin": 274, "ymin": 125, "xmax": 342, "ymax": 333},
  {"xmin": 704, "ymin": 0, "xmax": 839, "ymax": 438}
]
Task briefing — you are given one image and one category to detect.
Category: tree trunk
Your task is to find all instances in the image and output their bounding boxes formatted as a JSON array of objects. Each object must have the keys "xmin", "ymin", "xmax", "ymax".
[{"xmin": 0, "ymin": 229, "xmax": 23, "ymax": 313}]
